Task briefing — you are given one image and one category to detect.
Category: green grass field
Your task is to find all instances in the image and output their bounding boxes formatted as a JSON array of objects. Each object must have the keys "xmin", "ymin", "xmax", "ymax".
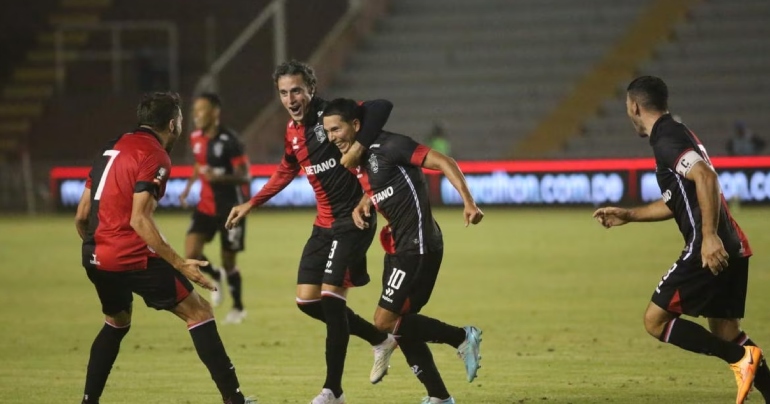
[{"xmin": 1, "ymin": 207, "xmax": 769, "ymax": 404}]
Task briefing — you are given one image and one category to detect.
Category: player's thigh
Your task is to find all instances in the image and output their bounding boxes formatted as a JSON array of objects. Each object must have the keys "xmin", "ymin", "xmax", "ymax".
[
  {"xmin": 127, "ymin": 258, "xmax": 195, "ymax": 312},
  {"xmin": 409, "ymin": 249, "xmax": 443, "ymax": 309},
  {"xmin": 85, "ymin": 266, "xmax": 133, "ymax": 316},
  {"xmin": 219, "ymin": 215, "xmax": 246, "ymax": 257},
  {"xmin": 186, "ymin": 211, "xmax": 218, "ymax": 252},
  {"xmin": 378, "ymin": 252, "xmax": 439, "ymax": 315},
  {"xmin": 650, "ymin": 256, "xmax": 718, "ymax": 317},
  {"xmin": 322, "ymin": 225, "xmax": 376, "ymax": 288},
  {"xmin": 703, "ymin": 256, "xmax": 750, "ymax": 321},
  {"xmin": 296, "ymin": 226, "xmax": 332, "ymax": 287}
]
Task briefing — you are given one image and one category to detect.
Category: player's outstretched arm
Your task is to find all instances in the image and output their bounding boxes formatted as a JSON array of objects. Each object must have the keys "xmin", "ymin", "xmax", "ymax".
[
  {"xmin": 422, "ymin": 150, "xmax": 483, "ymax": 226},
  {"xmin": 593, "ymin": 199, "xmax": 673, "ymax": 228},
  {"xmin": 75, "ymin": 187, "xmax": 91, "ymax": 240},
  {"xmin": 352, "ymin": 194, "xmax": 373, "ymax": 229},
  {"xmin": 685, "ymin": 161, "xmax": 729, "ymax": 274},
  {"xmin": 341, "ymin": 99, "xmax": 393, "ymax": 168},
  {"xmin": 226, "ymin": 156, "xmax": 300, "ymax": 229},
  {"xmin": 130, "ymin": 191, "xmax": 215, "ymax": 290}
]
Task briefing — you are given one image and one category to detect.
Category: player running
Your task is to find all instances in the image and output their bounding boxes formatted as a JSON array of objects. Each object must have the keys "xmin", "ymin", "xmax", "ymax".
[
  {"xmin": 322, "ymin": 98, "xmax": 484, "ymax": 404},
  {"xmin": 74, "ymin": 92, "xmax": 255, "ymax": 404},
  {"xmin": 226, "ymin": 60, "xmax": 396, "ymax": 404},
  {"xmin": 180, "ymin": 93, "xmax": 251, "ymax": 324},
  {"xmin": 593, "ymin": 76, "xmax": 768, "ymax": 404}
]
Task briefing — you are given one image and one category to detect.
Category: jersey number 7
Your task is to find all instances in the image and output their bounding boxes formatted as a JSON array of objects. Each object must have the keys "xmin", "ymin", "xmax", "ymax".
[{"xmin": 93, "ymin": 150, "xmax": 120, "ymax": 200}]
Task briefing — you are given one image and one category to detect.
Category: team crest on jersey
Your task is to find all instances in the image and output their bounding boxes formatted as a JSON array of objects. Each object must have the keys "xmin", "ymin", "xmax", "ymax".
[
  {"xmin": 314, "ymin": 124, "xmax": 327, "ymax": 143},
  {"xmin": 213, "ymin": 142, "xmax": 224, "ymax": 157},
  {"xmin": 368, "ymin": 153, "xmax": 379, "ymax": 173},
  {"xmin": 154, "ymin": 167, "xmax": 168, "ymax": 184}
]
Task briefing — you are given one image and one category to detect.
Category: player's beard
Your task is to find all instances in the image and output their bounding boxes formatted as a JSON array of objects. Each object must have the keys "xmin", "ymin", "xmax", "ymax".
[
  {"xmin": 631, "ymin": 117, "xmax": 647, "ymax": 138},
  {"xmin": 165, "ymin": 127, "xmax": 181, "ymax": 153}
]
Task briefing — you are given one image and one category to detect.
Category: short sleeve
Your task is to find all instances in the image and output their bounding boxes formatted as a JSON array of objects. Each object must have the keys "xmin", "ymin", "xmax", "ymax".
[
  {"xmin": 381, "ymin": 134, "xmax": 431, "ymax": 167},
  {"xmin": 85, "ymin": 169, "xmax": 93, "ymax": 189},
  {"xmin": 653, "ymin": 132, "xmax": 698, "ymax": 174},
  {"xmin": 134, "ymin": 152, "xmax": 171, "ymax": 200},
  {"xmin": 227, "ymin": 137, "xmax": 249, "ymax": 167}
]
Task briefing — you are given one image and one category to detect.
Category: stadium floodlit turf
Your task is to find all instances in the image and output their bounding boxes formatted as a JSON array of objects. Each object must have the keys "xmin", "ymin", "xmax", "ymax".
[{"xmin": 1, "ymin": 207, "xmax": 768, "ymax": 403}]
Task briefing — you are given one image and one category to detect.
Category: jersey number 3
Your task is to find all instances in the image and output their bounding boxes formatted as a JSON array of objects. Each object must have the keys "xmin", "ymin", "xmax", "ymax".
[{"xmin": 94, "ymin": 150, "xmax": 120, "ymax": 200}]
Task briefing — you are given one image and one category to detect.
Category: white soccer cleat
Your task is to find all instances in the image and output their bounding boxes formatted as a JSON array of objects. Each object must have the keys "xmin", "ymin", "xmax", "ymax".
[
  {"xmin": 370, "ymin": 334, "xmax": 398, "ymax": 384},
  {"xmin": 223, "ymin": 308, "xmax": 247, "ymax": 324},
  {"xmin": 310, "ymin": 388, "xmax": 346, "ymax": 404},
  {"xmin": 420, "ymin": 397, "xmax": 455, "ymax": 404}
]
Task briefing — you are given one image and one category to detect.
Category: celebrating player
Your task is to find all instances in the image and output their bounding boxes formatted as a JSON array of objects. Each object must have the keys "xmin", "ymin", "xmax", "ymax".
[
  {"xmin": 180, "ymin": 93, "xmax": 251, "ymax": 324},
  {"xmin": 226, "ymin": 60, "xmax": 396, "ymax": 404},
  {"xmin": 593, "ymin": 76, "xmax": 768, "ymax": 404},
  {"xmin": 322, "ymin": 98, "xmax": 484, "ymax": 404},
  {"xmin": 74, "ymin": 92, "xmax": 254, "ymax": 404}
]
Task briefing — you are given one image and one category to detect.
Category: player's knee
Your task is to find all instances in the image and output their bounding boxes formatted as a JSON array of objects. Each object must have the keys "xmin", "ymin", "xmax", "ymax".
[
  {"xmin": 106, "ymin": 308, "xmax": 132, "ymax": 328},
  {"xmin": 643, "ymin": 311, "xmax": 667, "ymax": 339},
  {"xmin": 221, "ymin": 254, "xmax": 236, "ymax": 272},
  {"xmin": 373, "ymin": 316, "xmax": 396, "ymax": 333},
  {"xmin": 185, "ymin": 295, "xmax": 215, "ymax": 325}
]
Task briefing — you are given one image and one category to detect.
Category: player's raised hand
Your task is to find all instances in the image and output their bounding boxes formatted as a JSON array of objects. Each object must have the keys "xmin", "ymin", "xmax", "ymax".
[
  {"xmin": 226, "ymin": 202, "xmax": 252, "ymax": 229},
  {"xmin": 463, "ymin": 203, "xmax": 484, "ymax": 227},
  {"xmin": 341, "ymin": 142, "xmax": 364, "ymax": 168},
  {"xmin": 352, "ymin": 200, "xmax": 371, "ymax": 229},
  {"xmin": 592, "ymin": 207, "xmax": 631, "ymax": 228},
  {"xmin": 177, "ymin": 259, "xmax": 217, "ymax": 291},
  {"xmin": 701, "ymin": 233, "xmax": 729, "ymax": 275}
]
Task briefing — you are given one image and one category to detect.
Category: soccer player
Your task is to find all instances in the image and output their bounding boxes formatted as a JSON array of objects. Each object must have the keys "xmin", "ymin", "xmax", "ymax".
[
  {"xmin": 74, "ymin": 92, "xmax": 254, "ymax": 404},
  {"xmin": 322, "ymin": 98, "xmax": 484, "ymax": 404},
  {"xmin": 179, "ymin": 93, "xmax": 251, "ymax": 324},
  {"xmin": 226, "ymin": 60, "xmax": 396, "ymax": 404},
  {"xmin": 593, "ymin": 76, "xmax": 767, "ymax": 404}
]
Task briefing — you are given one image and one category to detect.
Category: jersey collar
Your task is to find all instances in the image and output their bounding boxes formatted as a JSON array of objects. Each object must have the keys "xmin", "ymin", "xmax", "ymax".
[
  {"xmin": 135, "ymin": 126, "xmax": 163, "ymax": 145},
  {"xmin": 649, "ymin": 113, "xmax": 673, "ymax": 143}
]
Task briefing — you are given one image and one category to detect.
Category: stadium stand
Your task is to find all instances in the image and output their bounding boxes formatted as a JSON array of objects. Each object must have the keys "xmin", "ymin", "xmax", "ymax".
[
  {"xmin": 0, "ymin": 0, "xmax": 348, "ymax": 164},
  {"xmin": 561, "ymin": 0, "xmax": 770, "ymax": 158},
  {"xmin": 0, "ymin": 0, "xmax": 110, "ymax": 154},
  {"xmin": 325, "ymin": 0, "xmax": 652, "ymax": 160}
]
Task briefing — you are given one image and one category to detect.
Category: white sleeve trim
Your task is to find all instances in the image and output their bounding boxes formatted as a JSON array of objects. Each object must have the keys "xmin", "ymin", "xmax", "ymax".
[{"xmin": 675, "ymin": 150, "xmax": 705, "ymax": 177}]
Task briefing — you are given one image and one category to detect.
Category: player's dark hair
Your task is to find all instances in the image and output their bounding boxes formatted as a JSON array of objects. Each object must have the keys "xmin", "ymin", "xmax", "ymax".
[
  {"xmin": 627, "ymin": 76, "xmax": 668, "ymax": 112},
  {"xmin": 137, "ymin": 92, "xmax": 181, "ymax": 131},
  {"xmin": 273, "ymin": 60, "xmax": 317, "ymax": 92},
  {"xmin": 322, "ymin": 98, "xmax": 361, "ymax": 123},
  {"xmin": 196, "ymin": 92, "xmax": 222, "ymax": 109}
]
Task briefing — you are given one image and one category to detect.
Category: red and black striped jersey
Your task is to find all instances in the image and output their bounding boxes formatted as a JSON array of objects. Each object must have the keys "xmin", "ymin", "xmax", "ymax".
[
  {"xmin": 250, "ymin": 97, "xmax": 393, "ymax": 228},
  {"xmin": 650, "ymin": 114, "xmax": 751, "ymax": 260},
  {"xmin": 82, "ymin": 128, "xmax": 171, "ymax": 271},
  {"xmin": 190, "ymin": 126, "xmax": 249, "ymax": 216}
]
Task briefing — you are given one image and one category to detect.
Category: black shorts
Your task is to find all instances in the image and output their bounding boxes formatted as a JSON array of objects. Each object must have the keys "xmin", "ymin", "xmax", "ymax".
[
  {"xmin": 651, "ymin": 255, "xmax": 749, "ymax": 318},
  {"xmin": 85, "ymin": 257, "xmax": 194, "ymax": 315},
  {"xmin": 188, "ymin": 210, "xmax": 245, "ymax": 252},
  {"xmin": 379, "ymin": 249, "xmax": 443, "ymax": 315},
  {"xmin": 296, "ymin": 221, "xmax": 376, "ymax": 287}
]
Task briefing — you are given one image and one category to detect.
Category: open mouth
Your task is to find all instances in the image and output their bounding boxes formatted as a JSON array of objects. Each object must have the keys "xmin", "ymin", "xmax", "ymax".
[
  {"xmin": 336, "ymin": 141, "xmax": 349, "ymax": 153},
  {"xmin": 289, "ymin": 105, "xmax": 301, "ymax": 115}
]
